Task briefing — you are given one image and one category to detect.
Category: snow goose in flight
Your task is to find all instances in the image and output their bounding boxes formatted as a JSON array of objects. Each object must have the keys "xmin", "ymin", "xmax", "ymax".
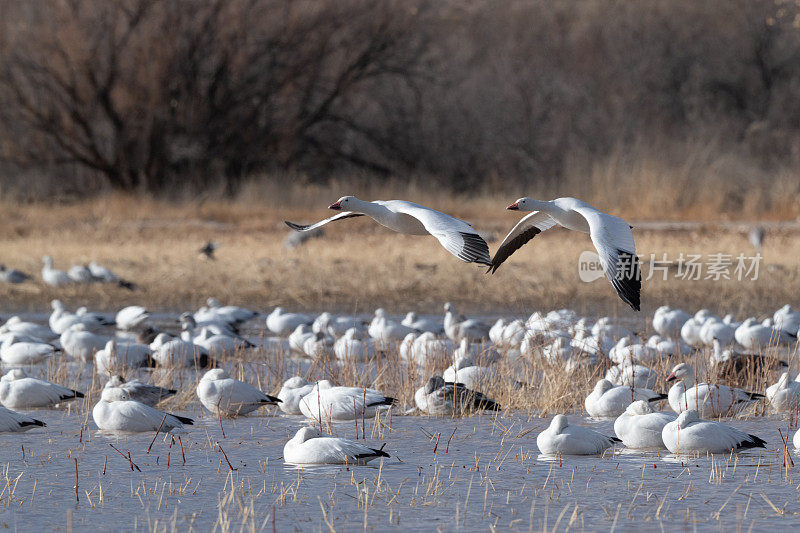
[
  {"xmin": 41, "ymin": 256, "xmax": 73, "ymax": 287},
  {"xmin": 104, "ymin": 376, "xmax": 176, "ymax": 406},
  {"xmin": 666, "ymin": 363, "xmax": 763, "ymax": 417},
  {"xmin": 0, "ymin": 406, "xmax": 45, "ymax": 433},
  {"xmin": 584, "ymin": 379, "xmax": 667, "ymax": 418},
  {"xmin": 536, "ymin": 415, "xmax": 619, "ymax": 455},
  {"xmin": 284, "ymin": 426, "xmax": 389, "ymax": 465},
  {"xmin": 196, "ymin": 369, "xmax": 280, "ymax": 417},
  {"xmin": 298, "ymin": 381, "xmax": 395, "ymax": 422},
  {"xmin": 277, "ymin": 377, "xmax": 315, "ymax": 415},
  {"xmin": 613, "ymin": 400, "xmax": 675, "ymax": 449},
  {"xmin": 92, "ymin": 387, "xmax": 192, "ymax": 433},
  {"xmin": 0, "ymin": 369, "xmax": 84, "ymax": 409},
  {"xmin": 414, "ymin": 376, "xmax": 500, "ymax": 415},
  {"xmin": 661, "ymin": 410, "xmax": 765, "ymax": 454},
  {"xmin": 489, "ymin": 197, "xmax": 641, "ymax": 311},
  {"xmin": 286, "ymin": 196, "xmax": 491, "ymax": 266}
]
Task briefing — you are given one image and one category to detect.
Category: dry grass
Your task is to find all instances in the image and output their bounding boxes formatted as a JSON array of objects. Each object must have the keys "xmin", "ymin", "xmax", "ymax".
[{"xmin": 0, "ymin": 191, "xmax": 798, "ymax": 315}]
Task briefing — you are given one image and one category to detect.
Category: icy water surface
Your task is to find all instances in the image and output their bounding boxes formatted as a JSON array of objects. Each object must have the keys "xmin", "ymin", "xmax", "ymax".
[{"xmin": 0, "ymin": 404, "xmax": 798, "ymax": 532}]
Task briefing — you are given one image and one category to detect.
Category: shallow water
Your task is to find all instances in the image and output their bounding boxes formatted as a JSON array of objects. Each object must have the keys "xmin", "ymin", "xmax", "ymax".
[{"xmin": 0, "ymin": 312, "xmax": 798, "ymax": 531}]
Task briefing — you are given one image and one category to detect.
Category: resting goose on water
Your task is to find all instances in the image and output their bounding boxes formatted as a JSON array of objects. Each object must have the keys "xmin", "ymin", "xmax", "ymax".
[
  {"xmin": 489, "ymin": 197, "xmax": 641, "ymax": 311},
  {"xmin": 286, "ymin": 196, "xmax": 491, "ymax": 266},
  {"xmin": 283, "ymin": 427, "xmax": 389, "ymax": 465}
]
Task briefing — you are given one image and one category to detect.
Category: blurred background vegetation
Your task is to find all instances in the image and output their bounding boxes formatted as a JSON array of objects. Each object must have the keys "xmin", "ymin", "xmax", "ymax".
[{"xmin": 0, "ymin": 0, "xmax": 799, "ymax": 217}]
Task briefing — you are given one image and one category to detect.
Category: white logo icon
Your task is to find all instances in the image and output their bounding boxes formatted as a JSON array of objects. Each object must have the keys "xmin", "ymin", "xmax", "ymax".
[{"xmin": 578, "ymin": 251, "xmax": 604, "ymax": 282}]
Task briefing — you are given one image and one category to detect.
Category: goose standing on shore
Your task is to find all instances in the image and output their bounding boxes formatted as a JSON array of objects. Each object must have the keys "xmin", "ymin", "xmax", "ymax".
[
  {"xmin": 489, "ymin": 197, "xmax": 641, "ymax": 311},
  {"xmin": 286, "ymin": 196, "xmax": 491, "ymax": 266}
]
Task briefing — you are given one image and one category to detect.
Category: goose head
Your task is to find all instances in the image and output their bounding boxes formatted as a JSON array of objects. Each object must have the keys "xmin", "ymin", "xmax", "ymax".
[
  {"xmin": 666, "ymin": 363, "xmax": 694, "ymax": 383},
  {"xmin": 676, "ymin": 410, "xmax": 700, "ymax": 428},
  {"xmin": 282, "ymin": 376, "xmax": 309, "ymax": 389},
  {"xmin": 101, "ymin": 387, "xmax": 131, "ymax": 402},
  {"xmin": 293, "ymin": 426, "xmax": 323, "ymax": 443},
  {"xmin": 624, "ymin": 400, "xmax": 654, "ymax": 416},
  {"xmin": 424, "ymin": 375, "xmax": 446, "ymax": 395},
  {"xmin": 201, "ymin": 368, "xmax": 229, "ymax": 381},
  {"xmin": 328, "ymin": 195, "xmax": 357, "ymax": 211},
  {"xmin": 51, "ymin": 299, "xmax": 65, "ymax": 311},
  {"xmin": 443, "ymin": 302, "xmax": 454, "ymax": 313},
  {"xmin": 549, "ymin": 414, "xmax": 569, "ymax": 433},
  {"xmin": 2, "ymin": 368, "xmax": 27, "ymax": 382}
]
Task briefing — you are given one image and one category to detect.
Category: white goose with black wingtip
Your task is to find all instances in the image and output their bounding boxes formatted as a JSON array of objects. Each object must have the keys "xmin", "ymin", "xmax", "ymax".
[
  {"xmin": 0, "ymin": 369, "xmax": 84, "ymax": 409},
  {"xmin": 489, "ymin": 197, "xmax": 641, "ymax": 311},
  {"xmin": 283, "ymin": 426, "xmax": 389, "ymax": 465},
  {"xmin": 286, "ymin": 196, "xmax": 491, "ymax": 266},
  {"xmin": 92, "ymin": 387, "xmax": 192, "ymax": 433},
  {"xmin": 584, "ymin": 379, "xmax": 668, "ymax": 419},
  {"xmin": 661, "ymin": 410, "xmax": 766, "ymax": 454},
  {"xmin": 536, "ymin": 414, "xmax": 619, "ymax": 455}
]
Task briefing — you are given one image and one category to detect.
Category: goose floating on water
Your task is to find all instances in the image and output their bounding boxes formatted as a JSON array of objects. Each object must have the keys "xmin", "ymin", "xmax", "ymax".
[
  {"xmin": 613, "ymin": 400, "xmax": 676, "ymax": 449},
  {"xmin": 104, "ymin": 376, "xmax": 176, "ymax": 406},
  {"xmin": 196, "ymin": 369, "xmax": 280, "ymax": 417},
  {"xmin": 283, "ymin": 426, "xmax": 389, "ymax": 465},
  {"xmin": 93, "ymin": 387, "xmax": 192, "ymax": 433},
  {"xmin": 536, "ymin": 414, "xmax": 619, "ymax": 455},
  {"xmin": 666, "ymin": 363, "xmax": 762, "ymax": 417},
  {"xmin": 661, "ymin": 410, "xmax": 766, "ymax": 454},
  {"xmin": 0, "ymin": 369, "xmax": 83, "ymax": 409}
]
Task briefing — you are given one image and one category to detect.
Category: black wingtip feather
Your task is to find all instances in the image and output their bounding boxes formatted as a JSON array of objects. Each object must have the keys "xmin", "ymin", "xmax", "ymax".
[
  {"xmin": 285, "ymin": 221, "xmax": 308, "ymax": 231},
  {"xmin": 21, "ymin": 419, "xmax": 45, "ymax": 428},
  {"xmin": 611, "ymin": 250, "xmax": 641, "ymax": 311},
  {"xmin": 739, "ymin": 434, "xmax": 767, "ymax": 449},
  {"xmin": 172, "ymin": 414, "xmax": 194, "ymax": 425}
]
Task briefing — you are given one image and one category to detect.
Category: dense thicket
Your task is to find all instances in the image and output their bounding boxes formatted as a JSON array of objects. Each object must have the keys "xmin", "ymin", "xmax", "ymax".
[{"xmin": 0, "ymin": 0, "xmax": 798, "ymax": 197}]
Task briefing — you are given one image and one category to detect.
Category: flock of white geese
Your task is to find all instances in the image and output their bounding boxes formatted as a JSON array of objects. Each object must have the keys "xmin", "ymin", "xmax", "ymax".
[
  {"xmin": 0, "ymin": 195, "xmax": 793, "ymax": 463},
  {"xmin": 0, "ymin": 297, "xmax": 797, "ymax": 463}
]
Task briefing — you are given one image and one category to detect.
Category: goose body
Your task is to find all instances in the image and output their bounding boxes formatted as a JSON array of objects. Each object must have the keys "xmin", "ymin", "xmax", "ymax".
[
  {"xmin": 652, "ymin": 306, "xmax": 691, "ymax": 338},
  {"xmin": 104, "ymin": 376, "xmax": 176, "ymax": 406},
  {"xmin": 41, "ymin": 256, "xmax": 72, "ymax": 287},
  {"xmin": 536, "ymin": 415, "xmax": 618, "ymax": 455},
  {"xmin": 298, "ymin": 381, "xmax": 395, "ymax": 422},
  {"xmin": 0, "ymin": 336, "xmax": 57, "ymax": 364},
  {"xmin": 661, "ymin": 410, "xmax": 766, "ymax": 454},
  {"xmin": 584, "ymin": 379, "xmax": 667, "ymax": 418},
  {"xmin": 286, "ymin": 196, "xmax": 491, "ymax": 265},
  {"xmin": 196, "ymin": 369, "xmax": 280, "ymax": 417},
  {"xmin": 95, "ymin": 340, "xmax": 152, "ymax": 375},
  {"xmin": 60, "ymin": 324, "xmax": 111, "ymax": 362},
  {"xmin": 277, "ymin": 377, "xmax": 315, "ymax": 415},
  {"xmin": 0, "ymin": 265, "xmax": 31, "ymax": 284},
  {"xmin": 766, "ymin": 373, "xmax": 800, "ymax": 412},
  {"xmin": 0, "ymin": 317, "xmax": 57, "ymax": 341},
  {"xmin": 150, "ymin": 334, "xmax": 211, "ymax": 368},
  {"xmin": 666, "ymin": 363, "xmax": 761, "ymax": 417},
  {"xmin": 288, "ymin": 324, "xmax": 315, "ymax": 353},
  {"xmin": 93, "ymin": 387, "xmax": 192, "ymax": 433},
  {"xmin": 283, "ymin": 427, "xmax": 389, "ymax": 465},
  {"xmin": 0, "ymin": 369, "xmax": 83, "ymax": 409},
  {"xmin": 266, "ymin": 308, "xmax": 312, "ymax": 336},
  {"xmin": 333, "ymin": 328, "xmax": 377, "ymax": 362},
  {"xmin": 605, "ymin": 363, "xmax": 659, "ymax": 389},
  {"xmin": 613, "ymin": 401, "xmax": 675, "ymax": 449},
  {"xmin": 443, "ymin": 303, "xmax": 490, "ymax": 342},
  {"xmin": 116, "ymin": 306, "xmax": 150, "ymax": 331},
  {"xmin": 414, "ymin": 376, "xmax": 500, "ymax": 415},
  {"xmin": 401, "ymin": 312, "xmax": 444, "ymax": 334}
]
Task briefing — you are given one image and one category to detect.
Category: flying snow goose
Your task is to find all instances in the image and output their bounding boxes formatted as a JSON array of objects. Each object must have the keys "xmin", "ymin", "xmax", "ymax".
[
  {"xmin": 443, "ymin": 303, "xmax": 490, "ymax": 342},
  {"xmin": 95, "ymin": 340, "xmax": 153, "ymax": 375},
  {"xmin": 104, "ymin": 376, "xmax": 176, "ymax": 406},
  {"xmin": 0, "ymin": 406, "xmax": 45, "ymax": 433},
  {"xmin": 666, "ymin": 363, "xmax": 763, "ymax": 417},
  {"xmin": 116, "ymin": 306, "xmax": 150, "ymax": 331},
  {"xmin": 766, "ymin": 372, "xmax": 800, "ymax": 412},
  {"xmin": 613, "ymin": 400, "xmax": 676, "ymax": 449},
  {"xmin": 277, "ymin": 377, "xmax": 315, "ymax": 415},
  {"xmin": 414, "ymin": 375, "xmax": 500, "ymax": 415},
  {"xmin": 661, "ymin": 410, "xmax": 766, "ymax": 454},
  {"xmin": 0, "ymin": 265, "xmax": 31, "ymax": 284},
  {"xmin": 489, "ymin": 198, "xmax": 641, "ymax": 311},
  {"xmin": 0, "ymin": 335, "xmax": 58, "ymax": 364},
  {"xmin": 196, "ymin": 369, "xmax": 280, "ymax": 417},
  {"xmin": 0, "ymin": 369, "xmax": 83, "ymax": 409},
  {"xmin": 287, "ymin": 196, "xmax": 491, "ymax": 265},
  {"xmin": 266, "ymin": 308, "xmax": 313, "ymax": 336},
  {"xmin": 536, "ymin": 415, "xmax": 618, "ymax": 455},
  {"xmin": 92, "ymin": 387, "xmax": 192, "ymax": 433},
  {"xmin": 283, "ymin": 426, "xmax": 389, "ymax": 465},
  {"xmin": 60, "ymin": 323, "xmax": 111, "ymax": 362},
  {"xmin": 298, "ymin": 381, "xmax": 395, "ymax": 422},
  {"xmin": 584, "ymin": 379, "xmax": 667, "ymax": 418},
  {"xmin": 41, "ymin": 256, "xmax": 73, "ymax": 287}
]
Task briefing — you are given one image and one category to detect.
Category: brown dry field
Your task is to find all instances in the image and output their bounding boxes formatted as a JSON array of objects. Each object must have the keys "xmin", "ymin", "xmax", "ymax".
[{"xmin": 0, "ymin": 193, "xmax": 798, "ymax": 317}]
